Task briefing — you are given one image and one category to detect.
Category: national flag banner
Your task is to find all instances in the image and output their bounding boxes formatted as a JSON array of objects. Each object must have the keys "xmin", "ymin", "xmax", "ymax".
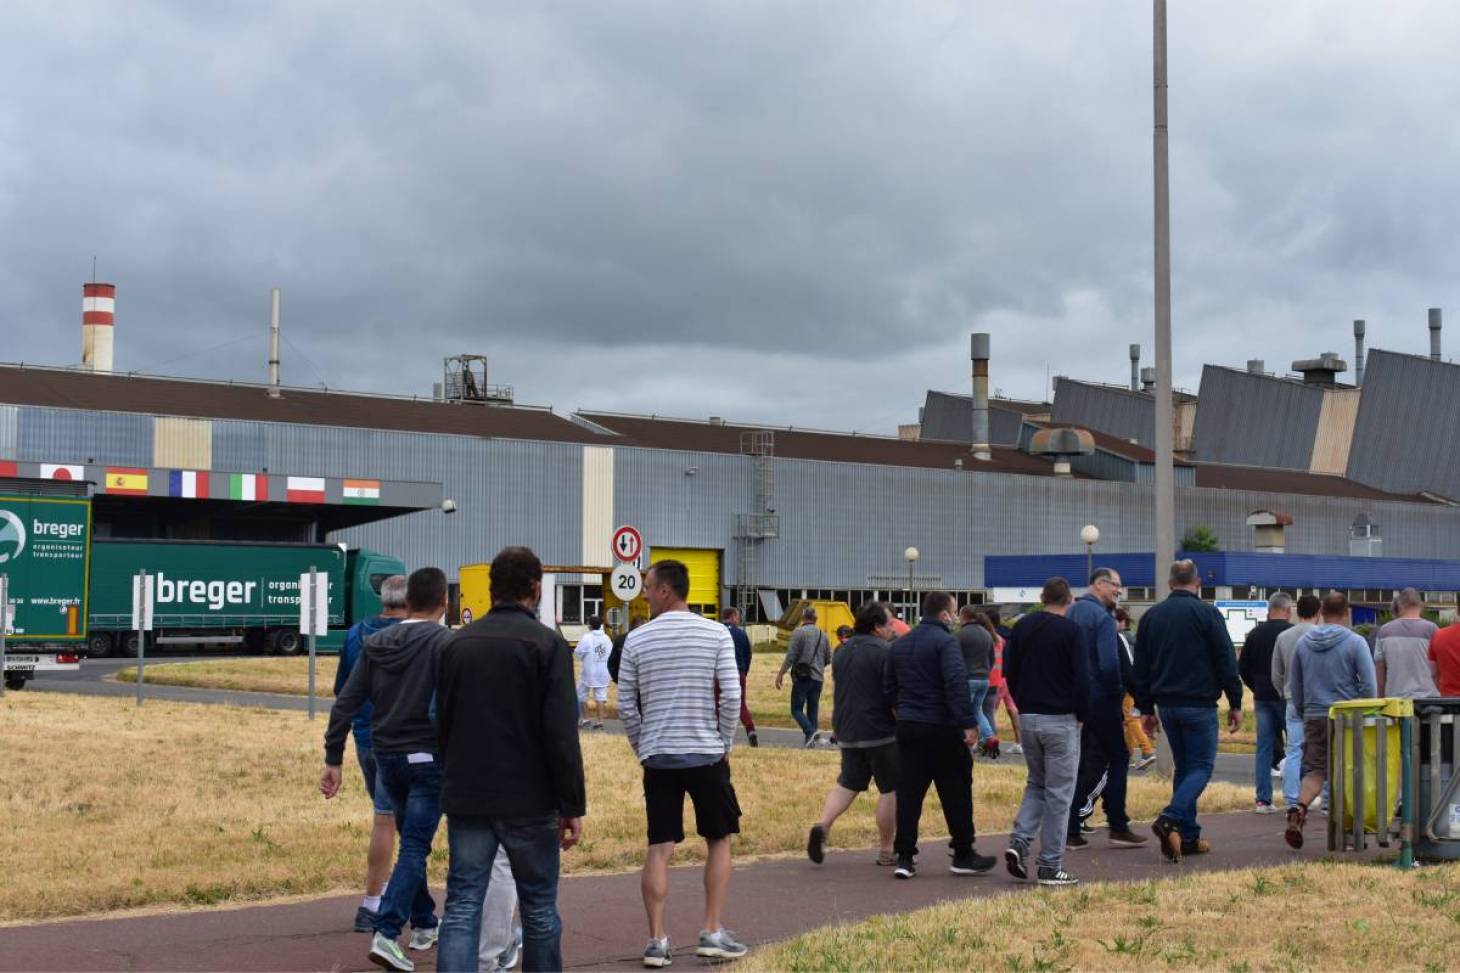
[
  {"xmin": 342, "ymin": 478, "xmax": 381, "ymax": 505},
  {"xmin": 0, "ymin": 460, "xmax": 16, "ymax": 478},
  {"xmin": 286, "ymin": 476, "xmax": 326, "ymax": 504},
  {"xmin": 168, "ymin": 470, "xmax": 210, "ymax": 498},
  {"xmin": 40, "ymin": 463, "xmax": 84, "ymax": 481},
  {"xmin": 105, "ymin": 468, "xmax": 149, "ymax": 495},
  {"xmin": 228, "ymin": 472, "xmax": 267, "ymax": 501}
]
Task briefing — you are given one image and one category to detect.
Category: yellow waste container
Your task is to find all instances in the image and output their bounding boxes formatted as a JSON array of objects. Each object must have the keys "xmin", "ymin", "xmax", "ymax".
[{"xmin": 1329, "ymin": 697, "xmax": 1413, "ymax": 834}]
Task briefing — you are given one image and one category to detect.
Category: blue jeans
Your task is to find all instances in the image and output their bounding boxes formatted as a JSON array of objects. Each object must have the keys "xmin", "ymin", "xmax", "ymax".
[
  {"xmin": 1254, "ymin": 699, "xmax": 1285, "ymax": 805},
  {"xmin": 356, "ymin": 738, "xmax": 395, "ymax": 815},
  {"xmin": 967, "ymin": 679, "xmax": 994, "ymax": 741},
  {"xmin": 374, "ymin": 752, "xmax": 443, "ymax": 938},
  {"xmin": 1284, "ymin": 703, "xmax": 1304, "ymax": 806},
  {"xmin": 437, "ymin": 813, "xmax": 563, "ymax": 973},
  {"xmin": 1157, "ymin": 705, "xmax": 1218, "ymax": 842},
  {"xmin": 790, "ymin": 676, "xmax": 823, "ymax": 741}
]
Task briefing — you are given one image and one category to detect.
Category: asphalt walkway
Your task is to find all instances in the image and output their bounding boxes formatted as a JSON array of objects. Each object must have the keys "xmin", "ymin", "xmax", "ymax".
[{"xmin": 0, "ymin": 812, "xmax": 1384, "ymax": 972}]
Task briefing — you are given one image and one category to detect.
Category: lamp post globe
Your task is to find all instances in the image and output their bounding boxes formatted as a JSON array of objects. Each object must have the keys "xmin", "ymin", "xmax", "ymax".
[
  {"xmin": 903, "ymin": 547, "xmax": 919, "ymax": 621},
  {"xmin": 1080, "ymin": 525, "xmax": 1100, "ymax": 546},
  {"xmin": 1081, "ymin": 524, "xmax": 1099, "ymax": 584}
]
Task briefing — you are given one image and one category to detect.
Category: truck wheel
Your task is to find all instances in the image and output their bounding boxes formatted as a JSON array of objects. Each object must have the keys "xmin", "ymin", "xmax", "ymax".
[
  {"xmin": 122, "ymin": 633, "xmax": 142, "ymax": 658},
  {"xmin": 87, "ymin": 632, "xmax": 115, "ymax": 659},
  {"xmin": 4, "ymin": 678, "xmax": 25, "ymax": 691},
  {"xmin": 271, "ymin": 629, "xmax": 303, "ymax": 655}
]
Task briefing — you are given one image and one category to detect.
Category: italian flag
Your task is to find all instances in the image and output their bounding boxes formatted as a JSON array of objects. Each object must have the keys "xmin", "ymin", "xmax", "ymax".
[
  {"xmin": 287, "ymin": 476, "xmax": 326, "ymax": 504},
  {"xmin": 229, "ymin": 472, "xmax": 267, "ymax": 501},
  {"xmin": 343, "ymin": 479, "xmax": 381, "ymax": 505}
]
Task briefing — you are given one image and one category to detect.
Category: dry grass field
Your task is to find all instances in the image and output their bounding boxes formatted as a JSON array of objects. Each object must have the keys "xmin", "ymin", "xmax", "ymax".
[
  {"xmin": 0, "ymin": 692, "xmax": 1248, "ymax": 922},
  {"xmin": 120, "ymin": 656, "xmax": 1261, "ymax": 750},
  {"xmin": 746, "ymin": 860, "xmax": 1460, "ymax": 972}
]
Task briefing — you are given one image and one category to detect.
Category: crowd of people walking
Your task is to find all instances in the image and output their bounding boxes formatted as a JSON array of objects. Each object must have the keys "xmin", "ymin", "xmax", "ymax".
[{"xmin": 318, "ymin": 547, "xmax": 1460, "ymax": 972}]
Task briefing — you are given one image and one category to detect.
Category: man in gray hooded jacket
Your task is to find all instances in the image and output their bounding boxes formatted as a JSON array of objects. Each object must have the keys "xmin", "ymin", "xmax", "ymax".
[
  {"xmin": 323, "ymin": 567, "xmax": 454, "ymax": 972},
  {"xmin": 1284, "ymin": 592, "xmax": 1377, "ymax": 849}
]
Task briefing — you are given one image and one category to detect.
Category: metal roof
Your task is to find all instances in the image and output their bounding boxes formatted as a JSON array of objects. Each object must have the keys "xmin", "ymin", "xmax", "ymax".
[
  {"xmin": 1347, "ymin": 349, "xmax": 1460, "ymax": 497},
  {"xmin": 1191, "ymin": 462, "xmax": 1432, "ymax": 503}
]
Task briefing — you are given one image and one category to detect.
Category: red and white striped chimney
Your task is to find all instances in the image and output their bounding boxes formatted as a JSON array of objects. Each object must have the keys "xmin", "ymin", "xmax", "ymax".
[{"xmin": 81, "ymin": 282, "xmax": 115, "ymax": 372}]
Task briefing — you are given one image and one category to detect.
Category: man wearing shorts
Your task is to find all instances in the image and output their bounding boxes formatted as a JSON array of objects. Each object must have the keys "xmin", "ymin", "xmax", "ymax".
[
  {"xmin": 574, "ymin": 616, "xmax": 613, "ymax": 729},
  {"xmin": 619, "ymin": 560, "xmax": 748, "ymax": 967},
  {"xmin": 333, "ymin": 574, "xmax": 406, "ymax": 933},
  {"xmin": 807, "ymin": 601, "xmax": 900, "ymax": 867},
  {"xmin": 1284, "ymin": 592, "xmax": 1376, "ymax": 849}
]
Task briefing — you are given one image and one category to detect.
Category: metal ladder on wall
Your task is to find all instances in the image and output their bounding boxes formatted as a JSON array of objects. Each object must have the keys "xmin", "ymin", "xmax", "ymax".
[{"xmin": 734, "ymin": 431, "xmax": 778, "ymax": 620}]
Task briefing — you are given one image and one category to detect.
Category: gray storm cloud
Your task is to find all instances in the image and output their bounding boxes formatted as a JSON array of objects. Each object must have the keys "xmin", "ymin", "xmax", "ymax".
[{"xmin": 2, "ymin": 1, "xmax": 1459, "ymax": 429}]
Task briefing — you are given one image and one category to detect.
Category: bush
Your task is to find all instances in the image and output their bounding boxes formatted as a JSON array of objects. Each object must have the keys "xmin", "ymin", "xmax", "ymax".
[{"xmin": 1181, "ymin": 525, "xmax": 1221, "ymax": 552}]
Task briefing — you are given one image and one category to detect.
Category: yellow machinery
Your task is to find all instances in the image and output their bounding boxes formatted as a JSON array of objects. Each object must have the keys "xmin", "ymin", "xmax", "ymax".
[
  {"xmin": 459, "ymin": 563, "xmax": 626, "ymax": 626},
  {"xmin": 774, "ymin": 598, "xmax": 856, "ymax": 648}
]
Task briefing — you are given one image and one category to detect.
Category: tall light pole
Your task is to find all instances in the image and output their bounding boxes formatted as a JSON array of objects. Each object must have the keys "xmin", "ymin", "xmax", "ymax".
[
  {"xmin": 1081, "ymin": 524, "xmax": 1100, "ymax": 584},
  {"xmin": 904, "ymin": 546, "xmax": 920, "ymax": 619},
  {"xmin": 1153, "ymin": 0, "xmax": 1175, "ymax": 601}
]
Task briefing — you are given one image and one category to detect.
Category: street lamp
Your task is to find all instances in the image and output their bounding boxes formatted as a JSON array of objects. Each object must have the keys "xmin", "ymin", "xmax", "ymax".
[
  {"xmin": 1080, "ymin": 524, "xmax": 1100, "ymax": 584},
  {"xmin": 904, "ymin": 546, "xmax": 920, "ymax": 619}
]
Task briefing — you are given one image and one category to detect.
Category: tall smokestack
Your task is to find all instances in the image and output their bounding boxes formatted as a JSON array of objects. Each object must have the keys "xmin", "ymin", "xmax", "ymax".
[
  {"xmin": 970, "ymin": 332, "xmax": 991, "ymax": 461},
  {"xmin": 1129, "ymin": 343, "xmax": 1141, "ymax": 391},
  {"xmin": 1429, "ymin": 307, "xmax": 1442, "ymax": 361},
  {"xmin": 268, "ymin": 288, "xmax": 281, "ymax": 398},
  {"xmin": 81, "ymin": 282, "xmax": 116, "ymax": 373},
  {"xmin": 1353, "ymin": 319, "xmax": 1366, "ymax": 386}
]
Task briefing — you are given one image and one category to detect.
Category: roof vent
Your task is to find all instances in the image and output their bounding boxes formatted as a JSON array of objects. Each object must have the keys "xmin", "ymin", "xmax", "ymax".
[
  {"xmin": 709, "ymin": 416, "xmax": 725, "ymax": 426},
  {"xmin": 1140, "ymin": 366, "xmax": 1155, "ymax": 392},
  {"xmin": 1246, "ymin": 359, "xmax": 1265, "ymax": 375},
  {"xmin": 1246, "ymin": 510, "xmax": 1292, "ymax": 554},
  {"xmin": 1028, "ymin": 427, "xmax": 1095, "ymax": 477},
  {"xmin": 1291, "ymin": 352, "xmax": 1347, "ymax": 386}
]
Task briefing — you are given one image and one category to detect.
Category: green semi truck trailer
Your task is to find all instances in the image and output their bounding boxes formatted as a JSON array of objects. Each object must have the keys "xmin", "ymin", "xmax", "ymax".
[{"xmin": 83, "ymin": 538, "xmax": 407, "ymax": 658}]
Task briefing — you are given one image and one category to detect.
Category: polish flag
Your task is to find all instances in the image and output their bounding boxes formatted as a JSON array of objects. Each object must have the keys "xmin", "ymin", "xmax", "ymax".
[
  {"xmin": 41, "ymin": 464, "xmax": 84, "ymax": 481},
  {"xmin": 0, "ymin": 461, "xmax": 16, "ymax": 477},
  {"xmin": 286, "ymin": 476, "xmax": 326, "ymax": 504}
]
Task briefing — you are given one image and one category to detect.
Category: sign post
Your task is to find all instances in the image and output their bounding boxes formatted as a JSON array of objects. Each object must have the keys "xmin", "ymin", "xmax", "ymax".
[
  {"xmin": 300, "ymin": 567, "xmax": 328, "ymax": 720},
  {"xmin": 0, "ymin": 574, "xmax": 8, "ymax": 700},
  {"xmin": 131, "ymin": 569, "xmax": 154, "ymax": 706}
]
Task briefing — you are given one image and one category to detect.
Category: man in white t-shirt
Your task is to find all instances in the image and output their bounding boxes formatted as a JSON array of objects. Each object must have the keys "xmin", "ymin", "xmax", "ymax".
[{"xmin": 575, "ymin": 616, "xmax": 614, "ymax": 729}]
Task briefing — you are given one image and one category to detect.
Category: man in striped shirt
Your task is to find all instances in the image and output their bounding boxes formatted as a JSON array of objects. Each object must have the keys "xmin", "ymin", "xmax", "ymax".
[{"xmin": 619, "ymin": 560, "xmax": 748, "ymax": 967}]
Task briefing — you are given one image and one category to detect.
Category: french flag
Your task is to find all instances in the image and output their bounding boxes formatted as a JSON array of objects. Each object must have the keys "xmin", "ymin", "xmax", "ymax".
[{"xmin": 169, "ymin": 470, "xmax": 209, "ymax": 498}]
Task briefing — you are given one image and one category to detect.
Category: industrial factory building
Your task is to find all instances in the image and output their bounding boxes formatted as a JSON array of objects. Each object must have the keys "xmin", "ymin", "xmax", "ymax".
[{"xmin": 4, "ymin": 284, "xmax": 1460, "ymax": 624}]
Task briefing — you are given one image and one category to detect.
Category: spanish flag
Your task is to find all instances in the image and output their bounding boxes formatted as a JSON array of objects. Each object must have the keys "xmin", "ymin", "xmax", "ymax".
[{"xmin": 105, "ymin": 467, "xmax": 149, "ymax": 495}]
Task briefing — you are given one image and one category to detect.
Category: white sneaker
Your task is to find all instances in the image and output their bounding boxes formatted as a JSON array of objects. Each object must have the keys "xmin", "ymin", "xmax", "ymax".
[
  {"xmin": 642, "ymin": 937, "xmax": 672, "ymax": 968},
  {"xmin": 407, "ymin": 926, "xmax": 438, "ymax": 951},
  {"xmin": 1006, "ymin": 742, "xmax": 1024, "ymax": 755},
  {"xmin": 370, "ymin": 932, "xmax": 415, "ymax": 972}
]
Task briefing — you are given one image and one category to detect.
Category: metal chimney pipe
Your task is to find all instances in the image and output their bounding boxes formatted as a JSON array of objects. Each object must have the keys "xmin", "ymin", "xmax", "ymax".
[
  {"xmin": 1429, "ymin": 307, "xmax": 1442, "ymax": 361},
  {"xmin": 268, "ymin": 288, "xmax": 282, "ymax": 398},
  {"xmin": 1353, "ymin": 319, "xmax": 1366, "ymax": 385},
  {"xmin": 1129, "ymin": 343, "xmax": 1141, "ymax": 391},
  {"xmin": 970, "ymin": 332, "xmax": 991, "ymax": 460}
]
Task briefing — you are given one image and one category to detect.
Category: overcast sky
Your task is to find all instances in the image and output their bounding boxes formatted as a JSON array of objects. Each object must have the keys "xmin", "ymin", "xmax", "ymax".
[{"xmin": 5, "ymin": 2, "xmax": 1460, "ymax": 432}]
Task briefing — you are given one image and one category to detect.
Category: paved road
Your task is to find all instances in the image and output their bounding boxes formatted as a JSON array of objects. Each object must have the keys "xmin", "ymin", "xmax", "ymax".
[
  {"xmin": 26, "ymin": 659, "xmax": 1269, "ymax": 786},
  {"xmin": 0, "ymin": 812, "xmax": 1386, "ymax": 972}
]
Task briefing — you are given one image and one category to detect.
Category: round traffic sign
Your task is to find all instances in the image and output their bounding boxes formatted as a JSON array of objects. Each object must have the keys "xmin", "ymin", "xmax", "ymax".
[
  {"xmin": 612, "ymin": 525, "xmax": 644, "ymax": 563},
  {"xmin": 610, "ymin": 563, "xmax": 643, "ymax": 602},
  {"xmin": 460, "ymin": 607, "xmax": 473, "ymax": 625}
]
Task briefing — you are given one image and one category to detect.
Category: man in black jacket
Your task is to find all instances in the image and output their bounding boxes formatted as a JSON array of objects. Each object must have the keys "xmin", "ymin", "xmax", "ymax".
[
  {"xmin": 434, "ymin": 546, "xmax": 586, "ymax": 973},
  {"xmin": 322, "ymin": 567, "xmax": 454, "ymax": 972},
  {"xmin": 1238, "ymin": 593, "xmax": 1292, "ymax": 814},
  {"xmin": 807, "ymin": 601, "xmax": 900, "ymax": 867},
  {"xmin": 883, "ymin": 591, "xmax": 996, "ymax": 879},
  {"xmin": 1132, "ymin": 560, "xmax": 1243, "ymax": 863}
]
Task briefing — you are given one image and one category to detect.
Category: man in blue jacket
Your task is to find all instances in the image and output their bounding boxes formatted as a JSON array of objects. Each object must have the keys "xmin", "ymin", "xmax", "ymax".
[
  {"xmin": 883, "ymin": 591, "xmax": 996, "ymax": 879},
  {"xmin": 1132, "ymin": 560, "xmax": 1243, "ymax": 863},
  {"xmin": 1065, "ymin": 568, "xmax": 1147, "ymax": 850},
  {"xmin": 334, "ymin": 574, "xmax": 407, "ymax": 932}
]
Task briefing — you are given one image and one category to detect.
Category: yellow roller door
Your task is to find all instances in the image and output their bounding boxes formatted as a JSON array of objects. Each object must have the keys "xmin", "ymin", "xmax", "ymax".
[{"xmin": 650, "ymin": 547, "xmax": 721, "ymax": 618}]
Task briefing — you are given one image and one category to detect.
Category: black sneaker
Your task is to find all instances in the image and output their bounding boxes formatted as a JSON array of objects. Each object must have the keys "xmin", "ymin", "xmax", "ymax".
[
  {"xmin": 354, "ymin": 905, "xmax": 378, "ymax": 933},
  {"xmin": 1004, "ymin": 844, "xmax": 1028, "ymax": 880},
  {"xmin": 893, "ymin": 855, "xmax": 916, "ymax": 879},
  {"xmin": 807, "ymin": 824, "xmax": 826, "ymax": 864},
  {"xmin": 1151, "ymin": 815, "xmax": 1182, "ymax": 863},
  {"xmin": 1079, "ymin": 820, "xmax": 1095, "ymax": 834},
  {"xmin": 1036, "ymin": 865, "xmax": 1079, "ymax": 887},
  {"xmin": 949, "ymin": 850, "xmax": 996, "ymax": 875},
  {"xmin": 1065, "ymin": 833, "xmax": 1089, "ymax": 850}
]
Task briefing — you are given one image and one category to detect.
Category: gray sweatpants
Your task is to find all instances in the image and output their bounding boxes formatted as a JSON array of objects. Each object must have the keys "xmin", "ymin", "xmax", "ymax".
[
  {"xmin": 477, "ymin": 847, "xmax": 519, "ymax": 971},
  {"xmin": 1010, "ymin": 712, "xmax": 1081, "ymax": 869}
]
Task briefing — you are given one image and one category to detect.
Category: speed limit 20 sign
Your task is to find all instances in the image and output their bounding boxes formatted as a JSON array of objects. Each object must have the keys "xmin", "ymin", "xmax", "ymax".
[
  {"xmin": 610, "ymin": 563, "xmax": 643, "ymax": 602},
  {"xmin": 612, "ymin": 525, "xmax": 643, "ymax": 563}
]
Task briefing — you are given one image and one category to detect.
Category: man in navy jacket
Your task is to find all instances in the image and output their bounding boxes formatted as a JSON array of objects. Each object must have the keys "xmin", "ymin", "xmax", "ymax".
[
  {"xmin": 1065, "ymin": 568, "xmax": 1147, "ymax": 849},
  {"xmin": 883, "ymin": 591, "xmax": 996, "ymax": 879}
]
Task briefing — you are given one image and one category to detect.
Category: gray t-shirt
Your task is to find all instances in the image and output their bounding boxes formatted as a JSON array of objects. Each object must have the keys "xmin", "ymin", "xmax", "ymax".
[
  {"xmin": 1272, "ymin": 621, "xmax": 1315, "ymax": 703},
  {"xmin": 784, "ymin": 624, "xmax": 831, "ymax": 682},
  {"xmin": 1374, "ymin": 617, "xmax": 1439, "ymax": 699}
]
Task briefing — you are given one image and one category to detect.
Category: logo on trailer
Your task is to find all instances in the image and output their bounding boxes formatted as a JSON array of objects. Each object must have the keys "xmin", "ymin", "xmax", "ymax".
[{"xmin": 0, "ymin": 510, "xmax": 25, "ymax": 564}]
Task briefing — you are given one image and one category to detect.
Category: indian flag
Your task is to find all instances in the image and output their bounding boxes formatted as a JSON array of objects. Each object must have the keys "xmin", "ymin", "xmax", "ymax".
[
  {"xmin": 229, "ymin": 472, "xmax": 267, "ymax": 501},
  {"xmin": 343, "ymin": 478, "xmax": 381, "ymax": 505}
]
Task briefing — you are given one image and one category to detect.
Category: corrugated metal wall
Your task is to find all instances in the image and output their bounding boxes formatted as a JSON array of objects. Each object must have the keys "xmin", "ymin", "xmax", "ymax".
[
  {"xmin": 919, "ymin": 391, "xmax": 1025, "ymax": 445},
  {"xmin": 1347, "ymin": 350, "xmax": 1460, "ymax": 497},
  {"xmin": 1190, "ymin": 366, "xmax": 1321, "ymax": 469},
  {"xmin": 0, "ymin": 405, "xmax": 17, "ymax": 457},
  {"xmin": 581, "ymin": 446, "xmax": 614, "ymax": 565},
  {"xmin": 1310, "ymin": 388, "xmax": 1361, "ymax": 474},
  {"xmin": 153, "ymin": 416, "xmax": 213, "ymax": 469},
  {"xmin": 17, "ymin": 406, "xmax": 152, "ymax": 466},
  {"xmin": 1051, "ymin": 379, "xmax": 1155, "ymax": 447}
]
